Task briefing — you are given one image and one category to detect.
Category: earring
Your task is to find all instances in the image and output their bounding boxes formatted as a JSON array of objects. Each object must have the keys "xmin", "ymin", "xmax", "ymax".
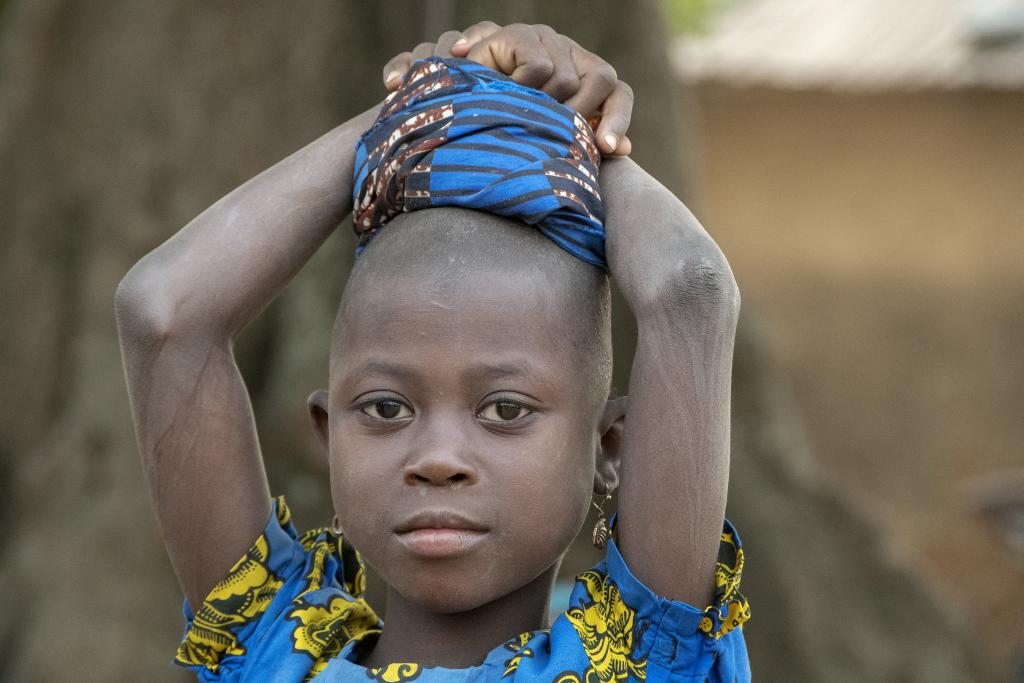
[
  {"xmin": 591, "ymin": 489, "xmax": 614, "ymax": 550},
  {"xmin": 331, "ymin": 514, "xmax": 344, "ymax": 537}
]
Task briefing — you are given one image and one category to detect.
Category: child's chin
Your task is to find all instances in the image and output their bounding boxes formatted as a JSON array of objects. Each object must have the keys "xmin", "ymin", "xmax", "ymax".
[{"xmin": 397, "ymin": 574, "xmax": 508, "ymax": 614}]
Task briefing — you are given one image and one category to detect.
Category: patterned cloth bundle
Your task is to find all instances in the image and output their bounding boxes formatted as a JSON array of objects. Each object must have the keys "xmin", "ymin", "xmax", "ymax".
[{"xmin": 352, "ymin": 57, "xmax": 608, "ymax": 269}]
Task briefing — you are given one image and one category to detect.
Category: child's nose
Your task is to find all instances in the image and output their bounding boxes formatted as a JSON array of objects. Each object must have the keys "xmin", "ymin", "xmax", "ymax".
[{"xmin": 403, "ymin": 442, "xmax": 478, "ymax": 488}]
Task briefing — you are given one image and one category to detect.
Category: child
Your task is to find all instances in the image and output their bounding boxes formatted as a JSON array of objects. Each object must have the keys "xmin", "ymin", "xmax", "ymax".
[{"xmin": 116, "ymin": 22, "xmax": 750, "ymax": 682}]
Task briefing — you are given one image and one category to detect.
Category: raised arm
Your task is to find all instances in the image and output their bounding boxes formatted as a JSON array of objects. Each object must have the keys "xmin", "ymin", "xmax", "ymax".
[
  {"xmin": 115, "ymin": 104, "xmax": 379, "ymax": 608},
  {"xmin": 600, "ymin": 157, "xmax": 740, "ymax": 607}
]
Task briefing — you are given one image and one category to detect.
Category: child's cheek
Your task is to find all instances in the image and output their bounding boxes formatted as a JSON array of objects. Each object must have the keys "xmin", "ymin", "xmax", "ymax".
[{"xmin": 508, "ymin": 437, "xmax": 594, "ymax": 548}]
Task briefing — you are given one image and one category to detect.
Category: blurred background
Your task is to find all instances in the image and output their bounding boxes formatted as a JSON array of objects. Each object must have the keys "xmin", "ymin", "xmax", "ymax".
[{"xmin": 1, "ymin": 0, "xmax": 1021, "ymax": 680}]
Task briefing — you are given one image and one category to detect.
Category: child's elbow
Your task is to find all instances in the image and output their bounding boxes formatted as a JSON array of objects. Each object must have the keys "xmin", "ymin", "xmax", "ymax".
[
  {"xmin": 657, "ymin": 249, "xmax": 741, "ymax": 320},
  {"xmin": 114, "ymin": 258, "xmax": 179, "ymax": 342}
]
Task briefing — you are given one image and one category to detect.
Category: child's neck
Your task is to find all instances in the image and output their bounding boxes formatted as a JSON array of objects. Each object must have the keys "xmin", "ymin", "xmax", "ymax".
[{"xmin": 362, "ymin": 564, "xmax": 558, "ymax": 670}]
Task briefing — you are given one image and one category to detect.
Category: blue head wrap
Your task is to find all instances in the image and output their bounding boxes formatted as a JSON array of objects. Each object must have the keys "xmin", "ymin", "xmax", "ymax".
[{"xmin": 352, "ymin": 57, "xmax": 606, "ymax": 269}]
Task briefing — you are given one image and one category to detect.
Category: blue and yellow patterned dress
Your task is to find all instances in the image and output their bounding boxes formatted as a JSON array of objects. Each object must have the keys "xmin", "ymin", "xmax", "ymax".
[{"xmin": 176, "ymin": 498, "xmax": 750, "ymax": 682}]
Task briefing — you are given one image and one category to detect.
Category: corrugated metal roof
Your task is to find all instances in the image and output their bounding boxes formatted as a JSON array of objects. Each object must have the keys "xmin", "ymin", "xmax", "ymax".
[{"xmin": 674, "ymin": 0, "xmax": 1024, "ymax": 90}]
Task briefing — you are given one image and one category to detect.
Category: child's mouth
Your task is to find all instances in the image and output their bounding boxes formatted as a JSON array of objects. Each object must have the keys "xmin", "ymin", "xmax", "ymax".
[
  {"xmin": 394, "ymin": 510, "xmax": 489, "ymax": 558},
  {"xmin": 395, "ymin": 528, "xmax": 488, "ymax": 558}
]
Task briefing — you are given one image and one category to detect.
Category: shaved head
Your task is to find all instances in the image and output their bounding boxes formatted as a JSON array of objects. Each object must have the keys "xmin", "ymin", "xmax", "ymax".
[{"xmin": 335, "ymin": 207, "xmax": 612, "ymax": 405}]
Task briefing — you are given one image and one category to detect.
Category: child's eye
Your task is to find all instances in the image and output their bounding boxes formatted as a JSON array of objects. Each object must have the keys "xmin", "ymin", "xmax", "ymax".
[
  {"xmin": 360, "ymin": 399, "xmax": 412, "ymax": 420},
  {"xmin": 478, "ymin": 399, "xmax": 532, "ymax": 422}
]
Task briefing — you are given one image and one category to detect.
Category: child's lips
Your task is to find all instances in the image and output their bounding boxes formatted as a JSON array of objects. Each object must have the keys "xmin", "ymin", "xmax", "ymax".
[
  {"xmin": 395, "ymin": 527, "xmax": 488, "ymax": 558},
  {"xmin": 394, "ymin": 510, "xmax": 489, "ymax": 558}
]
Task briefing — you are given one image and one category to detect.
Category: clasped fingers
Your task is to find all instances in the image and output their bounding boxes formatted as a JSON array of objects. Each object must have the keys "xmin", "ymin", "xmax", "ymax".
[{"xmin": 380, "ymin": 22, "xmax": 633, "ymax": 156}]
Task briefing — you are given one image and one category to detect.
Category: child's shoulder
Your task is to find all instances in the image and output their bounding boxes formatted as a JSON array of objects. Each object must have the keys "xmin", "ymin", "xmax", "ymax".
[
  {"xmin": 174, "ymin": 497, "xmax": 381, "ymax": 680},
  {"xmin": 545, "ymin": 518, "xmax": 749, "ymax": 681}
]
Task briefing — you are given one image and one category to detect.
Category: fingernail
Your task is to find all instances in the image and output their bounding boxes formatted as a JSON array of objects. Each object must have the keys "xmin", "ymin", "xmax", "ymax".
[
  {"xmin": 604, "ymin": 134, "xmax": 618, "ymax": 150},
  {"xmin": 385, "ymin": 70, "xmax": 401, "ymax": 84},
  {"xmin": 454, "ymin": 37, "xmax": 468, "ymax": 47}
]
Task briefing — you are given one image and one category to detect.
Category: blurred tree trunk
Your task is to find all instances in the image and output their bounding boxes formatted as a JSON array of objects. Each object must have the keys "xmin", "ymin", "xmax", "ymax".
[
  {"xmin": 0, "ymin": 0, "xmax": 982, "ymax": 680},
  {"xmin": 0, "ymin": 2, "xmax": 409, "ymax": 679}
]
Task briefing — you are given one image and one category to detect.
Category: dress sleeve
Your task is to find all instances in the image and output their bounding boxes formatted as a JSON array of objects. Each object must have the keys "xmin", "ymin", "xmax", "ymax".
[
  {"xmin": 566, "ymin": 519, "xmax": 751, "ymax": 683},
  {"xmin": 173, "ymin": 497, "xmax": 381, "ymax": 682}
]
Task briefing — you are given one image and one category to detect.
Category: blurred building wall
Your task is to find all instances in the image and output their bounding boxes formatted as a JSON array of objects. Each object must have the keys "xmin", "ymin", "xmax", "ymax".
[{"xmin": 690, "ymin": 82, "xmax": 1024, "ymax": 677}]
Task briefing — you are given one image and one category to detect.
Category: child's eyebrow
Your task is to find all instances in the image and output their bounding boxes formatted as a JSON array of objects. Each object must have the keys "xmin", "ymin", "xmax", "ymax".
[
  {"xmin": 348, "ymin": 360, "xmax": 420, "ymax": 382},
  {"xmin": 345, "ymin": 358, "xmax": 544, "ymax": 384},
  {"xmin": 473, "ymin": 360, "xmax": 535, "ymax": 380}
]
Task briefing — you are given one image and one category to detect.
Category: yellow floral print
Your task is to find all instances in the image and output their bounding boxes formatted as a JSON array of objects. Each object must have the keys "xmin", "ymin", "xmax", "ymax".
[
  {"xmin": 175, "ymin": 528, "xmax": 285, "ymax": 670},
  {"xmin": 500, "ymin": 631, "xmax": 541, "ymax": 678},
  {"xmin": 289, "ymin": 516, "xmax": 381, "ymax": 678},
  {"xmin": 289, "ymin": 595, "xmax": 380, "ymax": 655},
  {"xmin": 553, "ymin": 670, "xmax": 600, "ymax": 683},
  {"xmin": 366, "ymin": 662, "xmax": 423, "ymax": 681},
  {"xmin": 565, "ymin": 570, "xmax": 647, "ymax": 682},
  {"xmin": 298, "ymin": 525, "xmax": 368, "ymax": 598},
  {"xmin": 175, "ymin": 497, "xmax": 384, "ymax": 677},
  {"xmin": 697, "ymin": 529, "xmax": 750, "ymax": 639}
]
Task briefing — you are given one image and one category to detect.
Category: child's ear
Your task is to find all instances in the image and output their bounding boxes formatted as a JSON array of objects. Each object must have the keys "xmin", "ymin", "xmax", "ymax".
[
  {"xmin": 594, "ymin": 396, "xmax": 627, "ymax": 494},
  {"xmin": 307, "ymin": 390, "xmax": 330, "ymax": 452}
]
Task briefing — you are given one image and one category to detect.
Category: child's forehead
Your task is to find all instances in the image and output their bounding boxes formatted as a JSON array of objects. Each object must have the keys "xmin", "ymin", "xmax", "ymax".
[
  {"xmin": 339, "ymin": 279, "xmax": 570, "ymax": 344},
  {"xmin": 343, "ymin": 260, "xmax": 566, "ymax": 321},
  {"xmin": 331, "ymin": 273, "xmax": 584, "ymax": 376}
]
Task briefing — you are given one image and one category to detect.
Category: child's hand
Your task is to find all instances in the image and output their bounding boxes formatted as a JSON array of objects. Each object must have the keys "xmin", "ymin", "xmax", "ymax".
[{"xmin": 381, "ymin": 22, "xmax": 632, "ymax": 156}]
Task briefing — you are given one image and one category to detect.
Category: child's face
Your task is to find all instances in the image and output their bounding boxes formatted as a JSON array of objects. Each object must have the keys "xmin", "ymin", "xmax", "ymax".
[{"xmin": 323, "ymin": 267, "xmax": 608, "ymax": 613}]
